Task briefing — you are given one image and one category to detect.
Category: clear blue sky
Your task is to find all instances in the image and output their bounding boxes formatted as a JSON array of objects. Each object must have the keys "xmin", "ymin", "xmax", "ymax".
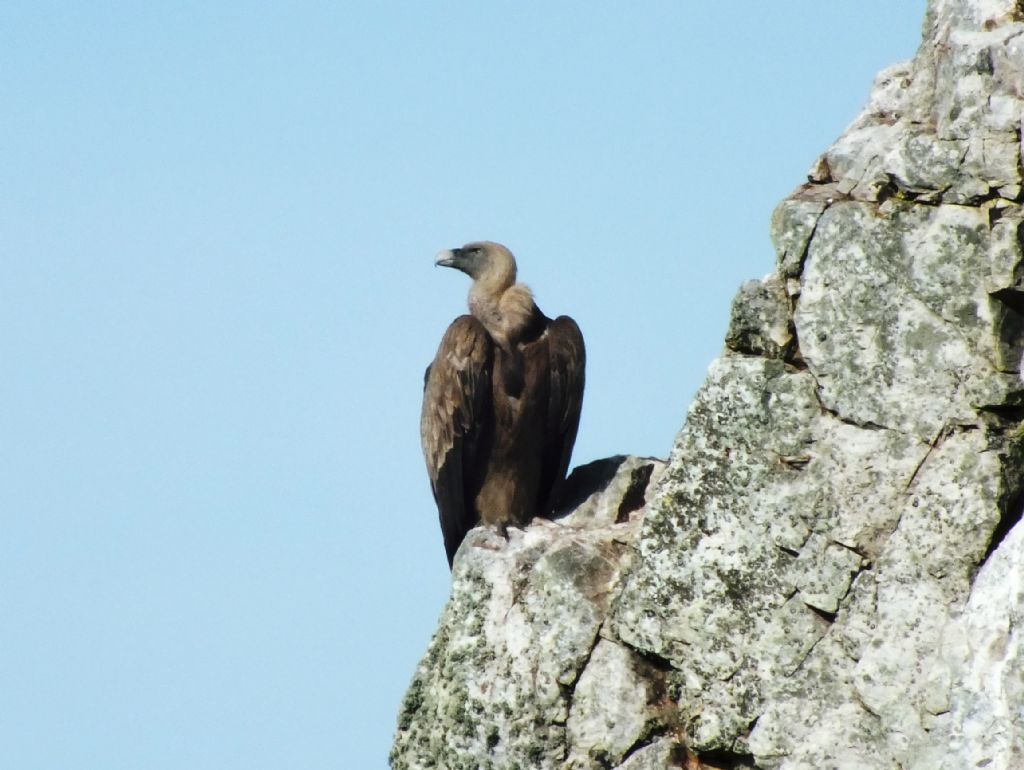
[{"xmin": 2, "ymin": 3, "xmax": 925, "ymax": 768}]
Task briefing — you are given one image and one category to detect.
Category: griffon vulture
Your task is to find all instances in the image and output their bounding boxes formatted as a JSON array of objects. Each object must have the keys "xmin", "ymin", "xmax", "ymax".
[{"xmin": 421, "ymin": 241, "xmax": 585, "ymax": 568}]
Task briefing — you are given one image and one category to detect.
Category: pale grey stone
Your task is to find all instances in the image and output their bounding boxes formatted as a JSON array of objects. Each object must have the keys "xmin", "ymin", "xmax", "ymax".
[
  {"xmin": 814, "ymin": 2, "xmax": 1024, "ymax": 205},
  {"xmin": 928, "ymin": 520, "xmax": 1024, "ymax": 770},
  {"xmin": 792, "ymin": 535, "xmax": 862, "ymax": 614},
  {"xmin": 390, "ymin": 458, "xmax": 669, "ymax": 770},
  {"xmin": 615, "ymin": 739, "xmax": 682, "ymax": 770},
  {"xmin": 609, "ymin": 357, "xmax": 829, "ymax": 752},
  {"xmin": 565, "ymin": 640, "xmax": 664, "ymax": 768},
  {"xmin": 770, "ymin": 199, "xmax": 827, "ymax": 279},
  {"xmin": 793, "ymin": 199, "xmax": 1023, "ymax": 439}
]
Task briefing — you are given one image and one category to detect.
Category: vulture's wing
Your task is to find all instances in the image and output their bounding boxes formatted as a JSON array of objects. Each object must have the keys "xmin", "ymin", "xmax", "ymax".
[
  {"xmin": 539, "ymin": 315, "xmax": 586, "ymax": 514},
  {"xmin": 420, "ymin": 315, "xmax": 493, "ymax": 567}
]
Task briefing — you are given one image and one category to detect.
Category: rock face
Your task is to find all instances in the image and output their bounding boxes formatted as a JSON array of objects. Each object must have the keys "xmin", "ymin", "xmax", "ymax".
[
  {"xmin": 392, "ymin": 456, "xmax": 674, "ymax": 770},
  {"xmin": 391, "ymin": 1, "xmax": 1024, "ymax": 768}
]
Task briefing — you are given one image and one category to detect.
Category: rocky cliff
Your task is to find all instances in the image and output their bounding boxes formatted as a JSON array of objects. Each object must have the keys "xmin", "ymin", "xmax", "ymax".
[{"xmin": 391, "ymin": 1, "xmax": 1024, "ymax": 768}]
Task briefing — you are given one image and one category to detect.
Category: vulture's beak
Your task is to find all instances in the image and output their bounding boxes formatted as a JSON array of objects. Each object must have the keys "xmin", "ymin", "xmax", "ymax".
[{"xmin": 434, "ymin": 248, "xmax": 464, "ymax": 269}]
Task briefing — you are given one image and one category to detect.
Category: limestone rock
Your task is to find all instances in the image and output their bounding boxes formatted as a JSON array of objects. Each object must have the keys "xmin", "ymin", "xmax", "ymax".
[
  {"xmin": 930, "ymin": 515, "xmax": 1024, "ymax": 769},
  {"xmin": 390, "ymin": 456, "xmax": 668, "ymax": 770},
  {"xmin": 393, "ymin": 1, "xmax": 1024, "ymax": 767},
  {"xmin": 565, "ymin": 639, "xmax": 670, "ymax": 769}
]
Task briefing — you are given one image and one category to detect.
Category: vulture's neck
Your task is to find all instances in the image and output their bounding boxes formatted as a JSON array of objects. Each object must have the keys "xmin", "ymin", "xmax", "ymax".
[{"xmin": 469, "ymin": 278, "xmax": 536, "ymax": 348}]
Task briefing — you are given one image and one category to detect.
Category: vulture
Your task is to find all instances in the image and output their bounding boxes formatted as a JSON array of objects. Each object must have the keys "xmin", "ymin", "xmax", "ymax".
[{"xmin": 420, "ymin": 241, "xmax": 585, "ymax": 568}]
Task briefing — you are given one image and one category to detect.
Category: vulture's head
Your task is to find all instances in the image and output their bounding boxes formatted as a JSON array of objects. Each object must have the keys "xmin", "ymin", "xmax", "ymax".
[{"xmin": 435, "ymin": 241, "xmax": 517, "ymax": 287}]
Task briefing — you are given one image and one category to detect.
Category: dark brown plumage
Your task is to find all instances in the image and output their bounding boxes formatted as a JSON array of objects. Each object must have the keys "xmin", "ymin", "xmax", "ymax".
[{"xmin": 421, "ymin": 241, "xmax": 585, "ymax": 568}]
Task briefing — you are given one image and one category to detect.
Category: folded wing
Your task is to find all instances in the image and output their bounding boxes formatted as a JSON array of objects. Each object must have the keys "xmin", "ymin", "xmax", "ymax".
[
  {"xmin": 539, "ymin": 315, "xmax": 586, "ymax": 515},
  {"xmin": 420, "ymin": 315, "xmax": 493, "ymax": 567}
]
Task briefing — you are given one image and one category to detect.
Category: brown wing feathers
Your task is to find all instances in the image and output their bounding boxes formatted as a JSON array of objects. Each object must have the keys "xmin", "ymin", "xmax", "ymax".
[
  {"xmin": 420, "ymin": 315, "xmax": 493, "ymax": 566},
  {"xmin": 539, "ymin": 315, "xmax": 586, "ymax": 514}
]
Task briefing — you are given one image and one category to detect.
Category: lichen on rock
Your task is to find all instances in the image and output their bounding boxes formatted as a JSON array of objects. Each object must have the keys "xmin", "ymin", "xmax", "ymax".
[{"xmin": 391, "ymin": 456, "xmax": 669, "ymax": 770}]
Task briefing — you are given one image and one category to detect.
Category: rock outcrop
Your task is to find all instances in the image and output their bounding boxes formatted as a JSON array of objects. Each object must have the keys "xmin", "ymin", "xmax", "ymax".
[
  {"xmin": 391, "ymin": 1, "xmax": 1024, "ymax": 768},
  {"xmin": 392, "ymin": 456, "xmax": 673, "ymax": 770}
]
